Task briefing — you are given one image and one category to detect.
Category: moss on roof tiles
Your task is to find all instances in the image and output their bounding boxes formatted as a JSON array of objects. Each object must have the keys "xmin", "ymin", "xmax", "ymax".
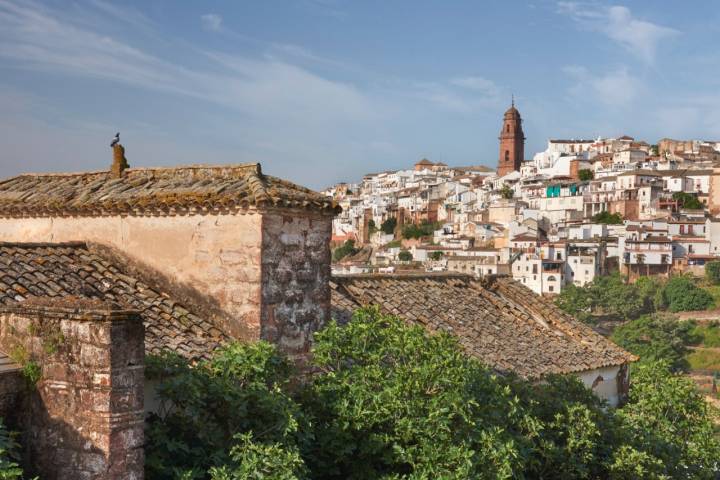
[
  {"xmin": 330, "ymin": 274, "xmax": 635, "ymax": 379},
  {"xmin": 0, "ymin": 164, "xmax": 340, "ymax": 217}
]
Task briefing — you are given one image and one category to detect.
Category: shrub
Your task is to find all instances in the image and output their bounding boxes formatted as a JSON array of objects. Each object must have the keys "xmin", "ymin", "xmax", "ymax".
[
  {"xmin": 332, "ymin": 240, "xmax": 357, "ymax": 262},
  {"xmin": 705, "ymin": 261, "xmax": 720, "ymax": 285},
  {"xmin": 611, "ymin": 314, "xmax": 697, "ymax": 371},
  {"xmin": 398, "ymin": 250, "xmax": 413, "ymax": 262},
  {"xmin": 663, "ymin": 275, "xmax": 714, "ymax": 312},
  {"xmin": 591, "ymin": 211, "xmax": 623, "ymax": 224},
  {"xmin": 380, "ymin": 218, "xmax": 397, "ymax": 235},
  {"xmin": 0, "ymin": 419, "xmax": 24, "ymax": 480},
  {"xmin": 578, "ymin": 169, "xmax": 594, "ymax": 181}
]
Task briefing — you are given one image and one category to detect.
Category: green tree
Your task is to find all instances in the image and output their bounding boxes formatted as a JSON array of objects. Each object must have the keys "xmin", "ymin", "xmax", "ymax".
[
  {"xmin": 429, "ymin": 251, "xmax": 443, "ymax": 261},
  {"xmin": 304, "ymin": 307, "xmax": 532, "ymax": 479},
  {"xmin": 0, "ymin": 419, "xmax": 24, "ymax": 480},
  {"xmin": 617, "ymin": 361, "xmax": 720, "ymax": 479},
  {"xmin": 611, "ymin": 314, "xmax": 697, "ymax": 371},
  {"xmin": 555, "ymin": 283, "xmax": 593, "ymax": 323},
  {"xmin": 705, "ymin": 261, "xmax": 720, "ymax": 285},
  {"xmin": 398, "ymin": 250, "xmax": 413, "ymax": 262},
  {"xmin": 672, "ymin": 192, "xmax": 703, "ymax": 210},
  {"xmin": 380, "ymin": 218, "xmax": 397, "ymax": 235},
  {"xmin": 578, "ymin": 169, "xmax": 594, "ymax": 181},
  {"xmin": 663, "ymin": 275, "xmax": 714, "ymax": 312},
  {"xmin": 592, "ymin": 211, "xmax": 624, "ymax": 224},
  {"xmin": 144, "ymin": 342, "xmax": 308, "ymax": 479},
  {"xmin": 500, "ymin": 184, "xmax": 514, "ymax": 199},
  {"xmin": 332, "ymin": 240, "xmax": 358, "ymax": 262},
  {"xmin": 402, "ymin": 221, "xmax": 439, "ymax": 240}
]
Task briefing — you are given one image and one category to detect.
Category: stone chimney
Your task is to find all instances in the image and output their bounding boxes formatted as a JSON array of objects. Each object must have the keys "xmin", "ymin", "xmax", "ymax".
[{"xmin": 111, "ymin": 144, "xmax": 129, "ymax": 178}]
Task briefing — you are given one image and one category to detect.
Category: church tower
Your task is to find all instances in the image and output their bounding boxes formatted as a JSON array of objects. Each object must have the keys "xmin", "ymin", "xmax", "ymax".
[{"xmin": 497, "ymin": 99, "xmax": 525, "ymax": 177}]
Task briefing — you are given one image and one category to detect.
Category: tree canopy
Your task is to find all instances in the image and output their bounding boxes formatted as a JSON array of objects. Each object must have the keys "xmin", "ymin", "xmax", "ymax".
[
  {"xmin": 144, "ymin": 307, "xmax": 720, "ymax": 479},
  {"xmin": 672, "ymin": 192, "xmax": 703, "ymax": 210},
  {"xmin": 578, "ymin": 169, "xmax": 594, "ymax": 181},
  {"xmin": 591, "ymin": 211, "xmax": 624, "ymax": 224}
]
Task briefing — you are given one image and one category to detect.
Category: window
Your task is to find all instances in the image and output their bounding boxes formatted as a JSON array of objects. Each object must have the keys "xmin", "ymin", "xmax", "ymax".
[
  {"xmin": 549, "ymin": 285, "xmax": 554, "ymax": 292},
  {"xmin": 505, "ymin": 150, "xmax": 510, "ymax": 162},
  {"xmin": 547, "ymin": 275, "xmax": 557, "ymax": 281},
  {"xmin": 506, "ymin": 124, "xmax": 510, "ymax": 133},
  {"xmin": 556, "ymin": 252, "xmax": 562, "ymax": 260}
]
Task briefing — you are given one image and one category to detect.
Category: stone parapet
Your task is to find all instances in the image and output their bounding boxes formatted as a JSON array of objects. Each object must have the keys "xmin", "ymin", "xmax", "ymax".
[{"xmin": 0, "ymin": 300, "xmax": 144, "ymax": 480}]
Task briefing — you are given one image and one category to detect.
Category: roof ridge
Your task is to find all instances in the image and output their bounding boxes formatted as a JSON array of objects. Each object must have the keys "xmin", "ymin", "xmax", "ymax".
[
  {"xmin": 0, "ymin": 241, "xmax": 88, "ymax": 248},
  {"xmin": 10, "ymin": 163, "xmax": 262, "ymax": 178}
]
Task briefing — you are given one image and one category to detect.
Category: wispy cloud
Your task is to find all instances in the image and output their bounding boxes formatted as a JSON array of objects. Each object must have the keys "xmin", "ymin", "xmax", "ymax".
[
  {"xmin": 200, "ymin": 13, "xmax": 223, "ymax": 32},
  {"xmin": 563, "ymin": 65, "xmax": 640, "ymax": 106},
  {"xmin": 557, "ymin": 2, "xmax": 679, "ymax": 65},
  {"xmin": 450, "ymin": 76, "xmax": 499, "ymax": 96}
]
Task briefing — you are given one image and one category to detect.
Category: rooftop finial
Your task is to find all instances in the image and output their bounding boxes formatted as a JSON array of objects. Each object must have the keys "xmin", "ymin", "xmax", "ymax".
[{"xmin": 511, "ymin": 94, "xmax": 514, "ymax": 108}]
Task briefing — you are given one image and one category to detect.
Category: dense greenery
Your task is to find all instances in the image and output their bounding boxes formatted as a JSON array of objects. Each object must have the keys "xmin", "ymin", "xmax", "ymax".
[
  {"xmin": 146, "ymin": 308, "xmax": 720, "ymax": 479},
  {"xmin": 578, "ymin": 169, "xmax": 594, "ymax": 181},
  {"xmin": 706, "ymin": 261, "xmax": 720, "ymax": 285},
  {"xmin": 591, "ymin": 211, "xmax": 624, "ymax": 224},
  {"xmin": 0, "ymin": 419, "xmax": 27, "ymax": 480},
  {"xmin": 397, "ymin": 250, "xmax": 413, "ymax": 262},
  {"xmin": 611, "ymin": 315, "xmax": 698, "ymax": 371},
  {"xmin": 332, "ymin": 240, "xmax": 358, "ymax": 262},
  {"xmin": 662, "ymin": 275, "xmax": 714, "ymax": 312},
  {"xmin": 500, "ymin": 184, "xmax": 514, "ymax": 199},
  {"xmin": 556, "ymin": 274, "xmax": 713, "ymax": 323},
  {"xmin": 380, "ymin": 218, "xmax": 397, "ymax": 235},
  {"xmin": 401, "ymin": 221, "xmax": 440, "ymax": 240},
  {"xmin": 429, "ymin": 251, "xmax": 443, "ymax": 261},
  {"xmin": 672, "ymin": 191, "xmax": 704, "ymax": 210}
]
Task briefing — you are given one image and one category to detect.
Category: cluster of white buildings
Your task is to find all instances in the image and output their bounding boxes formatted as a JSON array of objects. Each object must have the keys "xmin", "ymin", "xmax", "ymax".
[{"xmin": 327, "ymin": 106, "xmax": 720, "ymax": 295}]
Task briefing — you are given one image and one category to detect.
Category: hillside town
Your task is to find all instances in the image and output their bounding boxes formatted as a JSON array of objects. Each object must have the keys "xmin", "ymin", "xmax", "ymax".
[{"xmin": 327, "ymin": 102, "xmax": 720, "ymax": 295}]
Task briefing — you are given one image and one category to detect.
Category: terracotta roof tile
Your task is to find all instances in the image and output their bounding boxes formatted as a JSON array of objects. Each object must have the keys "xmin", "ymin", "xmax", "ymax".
[
  {"xmin": 330, "ymin": 273, "xmax": 635, "ymax": 378},
  {"xmin": 0, "ymin": 242, "xmax": 227, "ymax": 361},
  {"xmin": 0, "ymin": 164, "xmax": 339, "ymax": 217}
]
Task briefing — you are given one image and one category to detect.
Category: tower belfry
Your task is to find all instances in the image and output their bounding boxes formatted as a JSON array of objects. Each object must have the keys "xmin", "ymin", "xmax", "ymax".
[{"xmin": 497, "ymin": 100, "xmax": 525, "ymax": 177}]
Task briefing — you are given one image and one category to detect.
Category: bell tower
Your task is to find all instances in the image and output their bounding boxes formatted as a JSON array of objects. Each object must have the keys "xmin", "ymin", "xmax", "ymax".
[{"xmin": 497, "ymin": 98, "xmax": 525, "ymax": 177}]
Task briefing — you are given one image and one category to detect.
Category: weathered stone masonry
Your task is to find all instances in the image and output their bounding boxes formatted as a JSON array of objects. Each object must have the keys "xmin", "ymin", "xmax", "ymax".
[
  {"xmin": 261, "ymin": 212, "xmax": 332, "ymax": 358},
  {"xmin": 0, "ymin": 301, "xmax": 144, "ymax": 480}
]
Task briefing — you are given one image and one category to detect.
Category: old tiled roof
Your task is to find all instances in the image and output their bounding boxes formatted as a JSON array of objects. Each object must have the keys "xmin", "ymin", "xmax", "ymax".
[
  {"xmin": 0, "ymin": 242, "xmax": 228, "ymax": 361},
  {"xmin": 330, "ymin": 274, "xmax": 635, "ymax": 378},
  {"xmin": 0, "ymin": 164, "xmax": 339, "ymax": 217}
]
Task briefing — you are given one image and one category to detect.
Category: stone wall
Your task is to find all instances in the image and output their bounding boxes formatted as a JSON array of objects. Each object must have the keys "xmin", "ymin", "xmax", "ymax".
[
  {"xmin": 0, "ymin": 301, "xmax": 144, "ymax": 479},
  {"xmin": 0, "ymin": 212, "xmax": 263, "ymax": 341},
  {"xmin": 261, "ymin": 212, "xmax": 332, "ymax": 359}
]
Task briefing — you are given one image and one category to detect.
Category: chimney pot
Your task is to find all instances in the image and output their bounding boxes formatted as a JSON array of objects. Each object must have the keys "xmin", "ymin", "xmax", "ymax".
[{"xmin": 111, "ymin": 144, "xmax": 129, "ymax": 178}]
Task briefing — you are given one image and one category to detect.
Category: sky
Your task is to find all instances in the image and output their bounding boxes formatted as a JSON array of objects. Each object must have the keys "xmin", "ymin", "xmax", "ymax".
[{"xmin": 1, "ymin": 1, "xmax": 720, "ymax": 189}]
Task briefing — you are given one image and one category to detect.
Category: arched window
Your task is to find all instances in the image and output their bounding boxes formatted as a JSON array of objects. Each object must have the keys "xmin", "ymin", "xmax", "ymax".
[
  {"xmin": 547, "ymin": 275, "xmax": 557, "ymax": 281},
  {"xmin": 506, "ymin": 124, "xmax": 510, "ymax": 133},
  {"xmin": 504, "ymin": 150, "xmax": 509, "ymax": 162}
]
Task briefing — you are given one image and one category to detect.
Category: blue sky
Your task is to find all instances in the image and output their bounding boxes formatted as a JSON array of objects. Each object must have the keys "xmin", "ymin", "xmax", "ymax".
[{"xmin": 1, "ymin": 0, "xmax": 719, "ymax": 189}]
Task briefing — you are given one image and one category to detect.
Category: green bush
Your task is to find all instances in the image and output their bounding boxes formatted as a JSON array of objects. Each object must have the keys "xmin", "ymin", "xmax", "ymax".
[
  {"xmin": 144, "ymin": 342, "xmax": 308, "ymax": 479},
  {"xmin": 705, "ymin": 261, "xmax": 720, "ymax": 285},
  {"xmin": 663, "ymin": 275, "xmax": 714, "ymax": 312},
  {"xmin": 672, "ymin": 192, "xmax": 703, "ymax": 210},
  {"xmin": 398, "ymin": 250, "xmax": 413, "ymax": 262},
  {"xmin": 0, "ymin": 419, "xmax": 23, "ymax": 480},
  {"xmin": 380, "ymin": 218, "xmax": 397, "ymax": 235},
  {"xmin": 401, "ymin": 221, "xmax": 439, "ymax": 240},
  {"xmin": 332, "ymin": 240, "xmax": 357, "ymax": 262},
  {"xmin": 578, "ymin": 169, "xmax": 594, "ymax": 181},
  {"xmin": 591, "ymin": 211, "xmax": 623, "ymax": 224},
  {"xmin": 144, "ymin": 308, "xmax": 720, "ymax": 479},
  {"xmin": 611, "ymin": 315, "xmax": 697, "ymax": 372}
]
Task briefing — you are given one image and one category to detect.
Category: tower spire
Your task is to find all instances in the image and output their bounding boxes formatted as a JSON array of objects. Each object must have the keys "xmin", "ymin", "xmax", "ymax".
[{"xmin": 511, "ymin": 94, "xmax": 514, "ymax": 108}]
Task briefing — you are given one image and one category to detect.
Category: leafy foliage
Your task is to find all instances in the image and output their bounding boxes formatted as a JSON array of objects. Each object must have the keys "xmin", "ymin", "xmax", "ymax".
[
  {"xmin": 578, "ymin": 169, "xmax": 594, "ymax": 181},
  {"xmin": 380, "ymin": 218, "xmax": 397, "ymax": 235},
  {"xmin": 500, "ymin": 184, "xmax": 514, "ymax": 199},
  {"xmin": 611, "ymin": 314, "xmax": 698, "ymax": 371},
  {"xmin": 304, "ymin": 307, "xmax": 531, "ymax": 479},
  {"xmin": 397, "ymin": 250, "xmax": 413, "ymax": 262},
  {"xmin": 332, "ymin": 240, "xmax": 358, "ymax": 262},
  {"xmin": 0, "ymin": 420, "xmax": 24, "ymax": 480},
  {"xmin": 672, "ymin": 191, "xmax": 703, "ymax": 210},
  {"xmin": 428, "ymin": 251, "xmax": 443, "ymax": 261},
  {"xmin": 401, "ymin": 221, "xmax": 440, "ymax": 240},
  {"xmin": 145, "ymin": 308, "xmax": 720, "ymax": 479},
  {"xmin": 591, "ymin": 211, "xmax": 623, "ymax": 224},
  {"xmin": 662, "ymin": 275, "xmax": 714, "ymax": 312},
  {"xmin": 705, "ymin": 261, "xmax": 720, "ymax": 285},
  {"xmin": 617, "ymin": 361, "xmax": 720, "ymax": 479},
  {"xmin": 144, "ymin": 343, "xmax": 308, "ymax": 479}
]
